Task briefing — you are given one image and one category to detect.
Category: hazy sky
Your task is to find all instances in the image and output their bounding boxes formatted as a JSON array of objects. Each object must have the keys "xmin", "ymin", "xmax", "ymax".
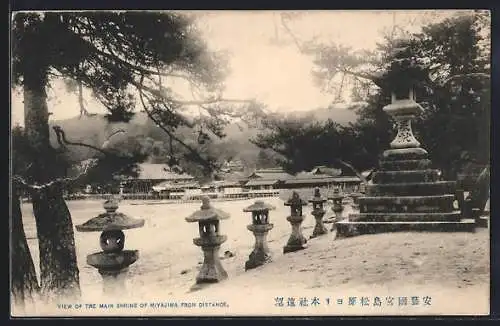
[{"xmin": 11, "ymin": 10, "xmax": 467, "ymax": 126}]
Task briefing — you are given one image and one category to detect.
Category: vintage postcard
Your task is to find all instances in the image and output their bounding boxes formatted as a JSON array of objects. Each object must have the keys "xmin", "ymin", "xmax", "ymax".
[{"xmin": 10, "ymin": 9, "xmax": 491, "ymax": 317}]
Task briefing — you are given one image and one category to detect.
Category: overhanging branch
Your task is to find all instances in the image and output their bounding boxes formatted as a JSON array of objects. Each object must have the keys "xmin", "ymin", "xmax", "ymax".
[
  {"xmin": 136, "ymin": 77, "xmax": 218, "ymax": 171},
  {"xmin": 74, "ymin": 20, "xmax": 197, "ymax": 83},
  {"xmin": 52, "ymin": 125, "xmax": 112, "ymax": 156},
  {"xmin": 280, "ymin": 15, "xmax": 305, "ymax": 52},
  {"xmin": 13, "ymin": 159, "xmax": 98, "ymax": 191},
  {"xmin": 342, "ymin": 69, "xmax": 378, "ymax": 83},
  {"xmin": 171, "ymin": 97, "xmax": 254, "ymax": 106},
  {"xmin": 130, "ymin": 77, "xmax": 253, "ymax": 107}
]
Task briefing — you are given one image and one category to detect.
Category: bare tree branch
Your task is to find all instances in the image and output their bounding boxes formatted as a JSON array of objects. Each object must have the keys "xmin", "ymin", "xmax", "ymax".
[
  {"xmin": 280, "ymin": 15, "xmax": 305, "ymax": 52},
  {"xmin": 75, "ymin": 23, "xmax": 199, "ymax": 83},
  {"xmin": 15, "ymin": 126, "xmax": 131, "ymax": 191},
  {"xmin": 171, "ymin": 97, "xmax": 254, "ymax": 106},
  {"xmin": 62, "ymin": 23, "xmax": 251, "ymax": 111},
  {"xmin": 129, "ymin": 78, "xmax": 252, "ymax": 106},
  {"xmin": 342, "ymin": 69, "xmax": 378, "ymax": 83},
  {"xmin": 279, "ymin": 14, "xmax": 378, "ymax": 87},
  {"xmin": 335, "ymin": 158, "xmax": 368, "ymax": 184},
  {"xmin": 53, "ymin": 125, "xmax": 126, "ymax": 159},
  {"xmin": 52, "ymin": 126, "xmax": 109, "ymax": 156},
  {"xmin": 136, "ymin": 76, "xmax": 218, "ymax": 171},
  {"xmin": 12, "ymin": 159, "xmax": 98, "ymax": 191}
]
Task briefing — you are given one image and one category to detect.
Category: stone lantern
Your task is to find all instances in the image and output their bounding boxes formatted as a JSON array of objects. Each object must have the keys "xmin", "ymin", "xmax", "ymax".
[
  {"xmin": 359, "ymin": 182, "xmax": 367, "ymax": 194},
  {"xmin": 329, "ymin": 188, "xmax": 344, "ymax": 219},
  {"xmin": 243, "ymin": 200, "xmax": 276, "ymax": 270},
  {"xmin": 75, "ymin": 198, "xmax": 145, "ymax": 295},
  {"xmin": 335, "ymin": 39, "xmax": 476, "ymax": 237},
  {"xmin": 283, "ymin": 191, "xmax": 308, "ymax": 254},
  {"xmin": 380, "ymin": 43, "xmax": 428, "ymax": 152},
  {"xmin": 185, "ymin": 196, "xmax": 229, "ymax": 284},
  {"xmin": 350, "ymin": 192, "xmax": 363, "ymax": 210},
  {"xmin": 309, "ymin": 187, "xmax": 328, "ymax": 238}
]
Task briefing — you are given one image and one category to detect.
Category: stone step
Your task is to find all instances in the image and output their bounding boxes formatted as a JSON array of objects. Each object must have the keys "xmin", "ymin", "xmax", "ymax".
[
  {"xmin": 382, "ymin": 147, "xmax": 428, "ymax": 161},
  {"xmin": 379, "ymin": 159, "xmax": 432, "ymax": 171},
  {"xmin": 372, "ymin": 169, "xmax": 441, "ymax": 184},
  {"xmin": 335, "ymin": 219, "xmax": 476, "ymax": 237},
  {"xmin": 358, "ymin": 195, "xmax": 455, "ymax": 213},
  {"xmin": 366, "ymin": 181, "xmax": 456, "ymax": 196},
  {"xmin": 348, "ymin": 211, "xmax": 462, "ymax": 222},
  {"xmin": 477, "ymin": 215, "xmax": 489, "ymax": 228}
]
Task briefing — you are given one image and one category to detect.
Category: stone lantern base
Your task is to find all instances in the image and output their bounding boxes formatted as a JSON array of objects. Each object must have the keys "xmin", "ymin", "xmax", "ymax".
[
  {"xmin": 98, "ymin": 270, "xmax": 129, "ymax": 295},
  {"xmin": 245, "ymin": 224, "xmax": 273, "ymax": 270},
  {"xmin": 283, "ymin": 215, "xmax": 307, "ymax": 254},
  {"xmin": 337, "ymin": 148, "xmax": 476, "ymax": 237},
  {"xmin": 86, "ymin": 250, "xmax": 139, "ymax": 295},
  {"xmin": 193, "ymin": 235, "xmax": 228, "ymax": 283},
  {"xmin": 311, "ymin": 210, "xmax": 328, "ymax": 238},
  {"xmin": 331, "ymin": 209, "xmax": 344, "ymax": 232}
]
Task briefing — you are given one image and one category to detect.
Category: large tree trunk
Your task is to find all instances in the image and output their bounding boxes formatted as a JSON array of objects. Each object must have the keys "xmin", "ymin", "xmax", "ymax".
[
  {"xmin": 31, "ymin": 186, "xmax": 81, "ymax": 299},
  {"xmin": 24, "ymin": 71, "xmax": 81, "ymax": 300},
  {"xmin": 11, "ymin": 188, "xmax": 40, "ymax": 309}
]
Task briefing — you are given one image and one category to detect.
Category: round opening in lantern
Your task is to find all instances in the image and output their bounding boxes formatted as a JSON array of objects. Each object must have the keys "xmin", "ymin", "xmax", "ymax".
[{"xmin": 99, "ymin": 230, "xmax": 125, "ymax": 253}]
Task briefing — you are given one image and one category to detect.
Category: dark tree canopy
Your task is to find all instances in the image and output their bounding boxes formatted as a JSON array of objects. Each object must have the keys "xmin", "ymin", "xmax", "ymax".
[
  {"xmin": 255, "ymin": 12, "xmax": 490, "ymax": 179},
  {"xmin": 252, "ymin": 116, "xmax": 370, "ymax": 174},
  {"xmin": 410, "ymin": 14, "xmax": 490, "ymax": 178},
  {"xmin": 12, "ymin": 11, "xmax": 226, "ymax": 105},
  {"xmin": 11, "ymin": 10, "xmax": 252, "ymax": 303},
  {"xmin": 12, "ymin": 11, "xmax": 253, "ymax": 174}
]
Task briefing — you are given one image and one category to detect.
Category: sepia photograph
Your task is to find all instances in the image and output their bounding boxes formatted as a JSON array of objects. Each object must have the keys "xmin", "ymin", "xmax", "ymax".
[{"xmin": 10, "ymin": 9, "xmax": 491, "ymax": 317}]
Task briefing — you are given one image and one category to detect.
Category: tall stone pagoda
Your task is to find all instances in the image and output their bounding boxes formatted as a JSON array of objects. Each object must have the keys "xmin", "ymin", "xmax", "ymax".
[{"xmin": 336, "ymin": 40, "xmax": 476, "ymax": 237}]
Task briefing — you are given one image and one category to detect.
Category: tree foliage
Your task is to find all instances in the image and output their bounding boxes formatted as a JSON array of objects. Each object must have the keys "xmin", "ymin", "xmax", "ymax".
[
  {"xmin": 11, "ymin": 11, "xmax": 253, "ymax": 303},
  {"xmin": 12, "ymin": 11, "xmax": 249, "ymax": 169},
  {"xmin": 256, "ymin": 12, "xmax": 490, "ymax": 179},
  {"xmin": 252, "ymin": 115, "xmax": 371, "ymax": 174},
  {"xmin": 410, "ymin": 13, "xmax": 490, "ymax": 178}
]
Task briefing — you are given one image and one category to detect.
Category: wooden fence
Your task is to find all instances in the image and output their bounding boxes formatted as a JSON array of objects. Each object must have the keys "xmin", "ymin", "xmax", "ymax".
[{"xmin": 22, "ymin": 191, "xmax": 282, "ymax": 204}]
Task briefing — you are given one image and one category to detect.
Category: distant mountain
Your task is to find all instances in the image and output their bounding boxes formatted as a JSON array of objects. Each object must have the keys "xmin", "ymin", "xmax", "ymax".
[{"xmin": 285, "ymin": 102, "xmax": 362, "ymax": 126}]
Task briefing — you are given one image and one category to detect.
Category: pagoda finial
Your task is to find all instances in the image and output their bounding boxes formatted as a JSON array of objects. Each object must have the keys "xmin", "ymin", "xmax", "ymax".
[{"xmin": 201, "ymin": 196, "xmax": 211, "ymax": 210}]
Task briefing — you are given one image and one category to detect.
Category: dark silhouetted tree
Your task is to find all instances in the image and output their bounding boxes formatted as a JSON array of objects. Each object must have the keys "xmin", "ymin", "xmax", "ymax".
[{"xmin": 11, "ymin": 11, "xmax": 252, "ymax": 303}]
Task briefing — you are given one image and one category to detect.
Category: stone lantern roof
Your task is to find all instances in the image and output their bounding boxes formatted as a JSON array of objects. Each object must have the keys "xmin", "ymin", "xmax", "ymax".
[
  {"xmin": 76, "ymin": 199, "xmax": 145, "ymax": 232},
  {"xmin": 285, "ymin": 191, "xmax": 308, "ymax": 207},
  {"xmin": 371, "ymin": 38, "xmax": 432, "ymax": 92},
  {"xmin": 328, "ymin": 188, "xmax": 344, "ymax": 200},
  {"xmin": 243, "ymin": 200, "xmax": 276, "ymax": 213},
  {"xmin": 309, "ymin": 188, "xmax": 327, "ymax": 204},
  {"xmin": 185, "ymin": 196, "xmax": 230, "ymax": 222},
  {"xmin": 350, "ymin": 192, "xmax": 363, "ymax": 199}
]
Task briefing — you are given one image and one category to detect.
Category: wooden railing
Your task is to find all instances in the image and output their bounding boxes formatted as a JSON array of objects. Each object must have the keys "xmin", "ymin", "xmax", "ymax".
[{"xmin": 19, "ymin": 191, "xmax": 282, "ymax": 203}]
